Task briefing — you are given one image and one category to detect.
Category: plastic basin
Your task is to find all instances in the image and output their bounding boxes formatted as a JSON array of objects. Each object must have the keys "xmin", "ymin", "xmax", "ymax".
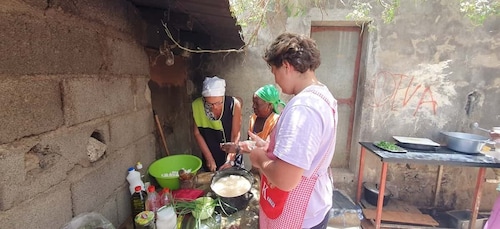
[{"xmin": 148, "ymin": 155, "xmax": 202, "ymax": 190}]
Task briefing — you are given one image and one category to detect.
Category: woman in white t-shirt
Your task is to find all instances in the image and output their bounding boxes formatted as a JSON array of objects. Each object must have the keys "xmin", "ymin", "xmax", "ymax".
[{"xmin": 242, "ymin": 33, "xmax": 338, "ymax": 229}]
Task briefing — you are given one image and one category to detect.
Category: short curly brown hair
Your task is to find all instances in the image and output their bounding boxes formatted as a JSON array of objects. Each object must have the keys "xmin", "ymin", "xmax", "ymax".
[{"xmin": 263, "ymin": 33, "xmax": 321, "ymax": 73}]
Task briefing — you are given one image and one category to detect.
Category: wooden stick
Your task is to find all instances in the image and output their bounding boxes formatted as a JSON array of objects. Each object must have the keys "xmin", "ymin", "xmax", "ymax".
[
  {"xmin": 433, "ymin": 165, "xmax": 443, "ymax": 207},
  {"xmin": 154, "ymin": 112, "xmax": 170, "ymax": 156}
]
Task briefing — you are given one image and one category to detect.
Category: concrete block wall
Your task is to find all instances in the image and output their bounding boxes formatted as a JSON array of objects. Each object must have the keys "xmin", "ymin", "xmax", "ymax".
[{"xmin": 0, "ymin": 0, "xmax": 155, "ymax": 228}]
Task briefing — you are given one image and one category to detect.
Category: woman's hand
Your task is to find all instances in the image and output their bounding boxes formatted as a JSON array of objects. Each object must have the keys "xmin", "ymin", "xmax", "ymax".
[
  {"xmin": 206, "ymin": 159, "xmax": 217, "ymax": 172},
  {"xmin": 239, "ymin": 140, "xmax": 256, "ymax": 153},
  {"xmin": 218, "ymin": 161, "xmax": 233, "ymax": 170},
  {"xmin": 220, "ymin": 142, "xmax": 239, "ymax": 154},
  {"xmin": 248, "ymin": 131, "xmax": 269, "ymax": 150}
]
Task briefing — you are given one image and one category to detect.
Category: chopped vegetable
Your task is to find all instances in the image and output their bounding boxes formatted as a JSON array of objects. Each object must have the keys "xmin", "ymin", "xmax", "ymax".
[{"xmin": 376, "ymin": 141, "xmax": 399, "ymax": 151}]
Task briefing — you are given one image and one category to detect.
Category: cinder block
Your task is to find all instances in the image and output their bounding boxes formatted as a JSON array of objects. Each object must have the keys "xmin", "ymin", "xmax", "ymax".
[
  {"xmin": 109, "ymin": 109, "xmax": 154, "ymax": 149},
  {"xmin": 98, "ymin": 195, "xmax": 119, "ymax": 227},
  {"xmin": 0, "ymin": 14, "xmax": 103, "ymax": 75},
  {"xmin": 0, "ymin": 182, "xmax": 72, "ymax": 229},
  {"xmin": 63, "ymin": 78, "xmax": 135, "ymax": 126},
  {"xmin": 133, "ymin": 78, "xmax": 153, "ymax": 111},
  {"xmin": 117, "ymin": 185, "xmax": 133, "ymax": 225},
  {"xmin": 0, "ymin": 79, "xmax": 63, "ymax": 144},
  {"xmin": 0, "ymin": 142, "xmax": 32, "ymax": 211},
  {"xmin": 1, "ymin": 140, "xmax": 76, "ymax": 211},
  {"xmin": 1, "ymin": 124, "xmax": 113, "ymax": 211},
  {"xmin": 0, "ymin": 134, "xmax": 80, "ymax": 211},
  {"xmin": 135, "ymin": 134, "xmax": 157, "ymax": 169},
  {"xmin": 0, "ymin": 144, "xmax": 28, "ymax": 188},
  {"xmin": 71, "ymin": 147, "xmax": 136, "ymax": 215},
  {"xmin": 106, "ymin": 38, "xmax": 150, "ymax": 76},
  {"xmin": 48, "ymin": 0, "xmax": 144, "ymax": 37}
]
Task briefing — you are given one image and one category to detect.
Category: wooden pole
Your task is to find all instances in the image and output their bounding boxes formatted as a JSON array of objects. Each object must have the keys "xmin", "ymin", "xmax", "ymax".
[
  {"xmin": 154, "ymin": 111, "xmax": 170, "ymax": 156},
  {"xmin": 433, "ymin": 165, "xmax": 444, "ymax": 207}
]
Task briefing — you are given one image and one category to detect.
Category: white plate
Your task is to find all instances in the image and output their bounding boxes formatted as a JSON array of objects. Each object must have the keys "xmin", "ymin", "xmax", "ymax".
[{"xmin": 392, "ymin": 136, "xmax": 440, "ymax": 147}]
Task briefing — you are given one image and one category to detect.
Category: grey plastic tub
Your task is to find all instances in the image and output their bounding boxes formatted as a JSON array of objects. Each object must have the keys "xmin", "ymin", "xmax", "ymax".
[{"xmin": 446, "ymin": 210, "xmax": 488, "ymax": 229}]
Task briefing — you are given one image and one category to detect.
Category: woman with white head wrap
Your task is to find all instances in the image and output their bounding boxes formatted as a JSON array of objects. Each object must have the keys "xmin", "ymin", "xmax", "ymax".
[{"xmin": 192, "ymin": 76, "xmax": 242, "ymax": 171}]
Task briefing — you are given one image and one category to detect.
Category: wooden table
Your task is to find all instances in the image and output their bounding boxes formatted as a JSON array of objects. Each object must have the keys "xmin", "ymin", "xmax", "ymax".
[{"xmin": 356, "ymin": 142, "xmax": 500, "ymax": 229}]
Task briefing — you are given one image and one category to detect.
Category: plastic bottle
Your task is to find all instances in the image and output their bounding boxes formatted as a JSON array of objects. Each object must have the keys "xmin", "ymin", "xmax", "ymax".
[
  {"xmin": 146, "ymin": 185, "xmax": 161, "ymax": 215},
  {"xmin": 156, "ymin": 206, "xmax": 177, "ymax": 229},
  {"xmin": 136, "ymin": 162, "xmax": 151, "ymax": 189},
  {"xmin": 131, "ymin": 185, "xmax": 148, "ymax": 219},
  {"xmin": 159, "ymin": 188, "xmax": 172, "ymax": 207},
  {"xmin": 127, "ymin": 167, "xmax": 145, "ymax": 195}
]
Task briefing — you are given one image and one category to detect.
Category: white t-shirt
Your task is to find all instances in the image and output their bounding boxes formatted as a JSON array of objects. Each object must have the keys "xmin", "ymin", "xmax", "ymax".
[{"xmin": 272, "ymin": 84, "xmax": 338, "ymax": 228}]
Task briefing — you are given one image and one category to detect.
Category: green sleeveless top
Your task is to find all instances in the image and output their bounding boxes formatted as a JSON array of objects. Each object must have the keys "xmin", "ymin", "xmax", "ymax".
[{"xmin": 192, "ymin": 96, "xmax": 235, "ymax": 170}]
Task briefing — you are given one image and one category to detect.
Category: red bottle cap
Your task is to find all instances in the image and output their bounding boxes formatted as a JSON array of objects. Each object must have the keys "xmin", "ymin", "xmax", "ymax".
[
  {"xmin": 147, "ymin": 185, "xmax": 155, "ymax": 193},
  {"xmin": 135, "ymin": 186, "xmax": 141, "ymax": 192}
]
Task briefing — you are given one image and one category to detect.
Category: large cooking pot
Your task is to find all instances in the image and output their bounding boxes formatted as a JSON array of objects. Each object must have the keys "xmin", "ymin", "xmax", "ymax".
[
  {"xmin": 441, "ymin": 132, "xmax": 493, "ymax": 154},
  {"xmin": 363, "ymin": 182, "xmax": 392, "ymax": 206},
  {"xmin": 209, "ymin": 167, "xmax": 254, "ymax": 215}
]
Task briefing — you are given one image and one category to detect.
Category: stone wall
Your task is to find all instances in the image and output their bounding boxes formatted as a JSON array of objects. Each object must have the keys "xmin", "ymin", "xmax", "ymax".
[{"xmin": 0, "ymin": 0, "xmax": 155, "ymax": 228}]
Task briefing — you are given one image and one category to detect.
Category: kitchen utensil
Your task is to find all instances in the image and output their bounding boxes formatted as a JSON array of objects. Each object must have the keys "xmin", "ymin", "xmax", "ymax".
[
  {"xmin": 393, "ymin": 136, "xmax": 440, "ymax": 151},
  {"xmin": 471, "ymin": 122, "xmax": 490, "ymax": 133},
  {"xmin": 363, "ymin": 182, "xmax": 392, "ymax": 206},
  {"xmin": 440, "ymin": 131, "xmax": 493, "ymax": 154},
  {"xmin": 209, "ymin": 167, "xmax": 254, "ymax": 215}
]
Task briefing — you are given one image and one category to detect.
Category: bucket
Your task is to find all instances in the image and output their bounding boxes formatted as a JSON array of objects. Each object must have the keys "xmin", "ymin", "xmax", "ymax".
[{"xmin": 148, "ymin": 155, "xmax": 202, "ymax": 190}]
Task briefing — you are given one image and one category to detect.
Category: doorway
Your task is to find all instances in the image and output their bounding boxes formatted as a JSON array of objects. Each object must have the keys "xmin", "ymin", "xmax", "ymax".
[{"xmin": 311, "ymin": 26, "xmax": 363, "ymax": 168}]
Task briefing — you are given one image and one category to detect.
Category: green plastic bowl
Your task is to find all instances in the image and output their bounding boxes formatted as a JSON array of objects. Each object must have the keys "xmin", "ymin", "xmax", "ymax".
[{"xmin": 148, "ymin": 155, "xmax": 202, "ymax": 190}]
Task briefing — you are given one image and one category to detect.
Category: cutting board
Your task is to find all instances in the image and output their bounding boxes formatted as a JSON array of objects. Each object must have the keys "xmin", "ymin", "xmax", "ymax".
[{"xmin": 393, "ymin": 136, "xmax": 440, "ymax": 146}]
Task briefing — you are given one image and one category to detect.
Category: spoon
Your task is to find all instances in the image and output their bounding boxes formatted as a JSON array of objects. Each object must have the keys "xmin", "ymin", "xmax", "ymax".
[{"xmin": 472, "ymin": 122, "xmax": 491, "ymax": 133}]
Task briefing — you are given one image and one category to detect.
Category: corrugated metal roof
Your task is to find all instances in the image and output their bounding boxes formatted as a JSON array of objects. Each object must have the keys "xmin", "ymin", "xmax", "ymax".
[{"xmin": 131, "ymin": 0, "xmax": 244, "ymax": 49}]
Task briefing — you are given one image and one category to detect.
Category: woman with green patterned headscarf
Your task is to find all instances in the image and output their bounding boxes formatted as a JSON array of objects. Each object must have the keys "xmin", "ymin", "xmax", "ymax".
[{"xmin": 248, "ymin": 84, "xmax": 285, "ymax": 140}]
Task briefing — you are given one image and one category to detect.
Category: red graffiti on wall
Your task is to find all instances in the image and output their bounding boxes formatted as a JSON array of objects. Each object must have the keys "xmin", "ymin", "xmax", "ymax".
[{"xmin": 371, "ymin": 71, "xmax": 437, "ymax": 116}]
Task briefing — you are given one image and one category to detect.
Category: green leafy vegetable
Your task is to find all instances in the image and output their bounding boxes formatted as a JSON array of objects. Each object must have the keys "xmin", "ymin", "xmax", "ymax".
[{"xmin": 376, "ymin": 141, "xmax": 399, "ymax": 151}]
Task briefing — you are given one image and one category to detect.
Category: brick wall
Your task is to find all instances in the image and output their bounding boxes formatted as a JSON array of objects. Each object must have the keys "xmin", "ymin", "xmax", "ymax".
[{"xmin": 0, "ymin": 0, "xmax": 155, "ymax": 228}]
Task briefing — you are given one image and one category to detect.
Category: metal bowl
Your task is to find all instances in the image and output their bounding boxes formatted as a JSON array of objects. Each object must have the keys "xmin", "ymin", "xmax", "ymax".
[
  {"xmin": 440, "ymin": 132, "xmax": 490, "ymax": 154},
  {"xmin": 210, "ymin": 167, "xmax": 254, "ymax": 215}
]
